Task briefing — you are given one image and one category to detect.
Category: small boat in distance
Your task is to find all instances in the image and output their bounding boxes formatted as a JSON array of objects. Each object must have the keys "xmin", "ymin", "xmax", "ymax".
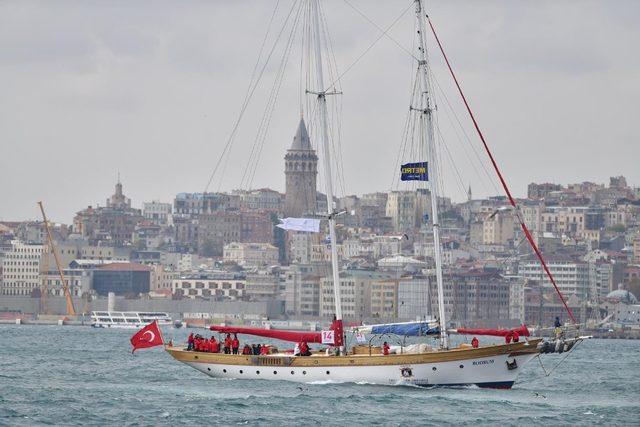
[{"xmin": 91, "ymin": 311, "xmax": 172, "ymax": 329}]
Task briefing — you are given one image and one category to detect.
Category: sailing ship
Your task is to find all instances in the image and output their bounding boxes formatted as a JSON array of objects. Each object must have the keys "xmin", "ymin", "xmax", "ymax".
[{"xmin": 166, "ymin": 0, "xmax": 585, "ymax": 388}]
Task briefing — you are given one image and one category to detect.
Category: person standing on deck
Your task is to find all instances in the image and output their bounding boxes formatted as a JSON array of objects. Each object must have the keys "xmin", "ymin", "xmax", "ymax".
[
  {"xmin": 232, "ymin": 334, "xmax": 240, "ymax": 354},
  {"xmin": 382, "ymin": 342, "xmax": 390, "ymax": 355},
  {"xmin": 224, "ymin": 333, "xmax": 232, "ymax": 354},
  {"xmin": 187, "ymin": 333, "xmax": 194, "ymax": 351}
]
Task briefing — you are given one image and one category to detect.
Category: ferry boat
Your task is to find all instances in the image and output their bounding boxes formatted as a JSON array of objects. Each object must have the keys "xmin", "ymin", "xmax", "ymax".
[
  {"xmin": 166, "ymin": 0, "xmax": 586, "ymax": 388},
  {"xmin": 91, "ymin": 311, "xmax": 172, "ymax": 329}
]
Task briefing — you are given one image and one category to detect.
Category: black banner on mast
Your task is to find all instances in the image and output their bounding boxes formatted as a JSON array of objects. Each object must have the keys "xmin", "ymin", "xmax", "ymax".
[{"xmin": 400, "ymin": 162, "xmax": 428, "ymax": 181}]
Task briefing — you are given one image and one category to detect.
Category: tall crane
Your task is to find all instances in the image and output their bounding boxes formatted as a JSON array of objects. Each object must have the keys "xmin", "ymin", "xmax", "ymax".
[
  {"xmin": 39, "ymin": 228, "xmax": 51, "ymax": 315},
  {"xmin": 38, "ymin": 201, "xmax": 76, "ymax": 316}
]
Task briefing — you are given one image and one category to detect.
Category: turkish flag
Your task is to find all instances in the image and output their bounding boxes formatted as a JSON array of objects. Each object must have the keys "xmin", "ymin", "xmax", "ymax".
[{"xmin": 130, "ymin": 320, "xmax": 164, "ymax": 353}]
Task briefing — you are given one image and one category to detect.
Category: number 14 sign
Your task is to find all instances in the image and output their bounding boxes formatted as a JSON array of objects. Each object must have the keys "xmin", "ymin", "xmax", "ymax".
[{"xmin": 321, "ymin": 330, "xmax": 335, "ymax": 345}]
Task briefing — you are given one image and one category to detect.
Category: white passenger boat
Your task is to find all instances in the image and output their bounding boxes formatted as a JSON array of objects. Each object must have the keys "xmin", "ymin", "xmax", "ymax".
[{"xmin": 91, "ymin": 311, "xmax": 172, "ymax": 329}]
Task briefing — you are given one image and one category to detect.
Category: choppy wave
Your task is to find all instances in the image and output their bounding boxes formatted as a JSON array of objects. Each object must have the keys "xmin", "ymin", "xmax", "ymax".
[{"xmin": 0, "ymin": 325, "xmax": 639, "ymax": 426}]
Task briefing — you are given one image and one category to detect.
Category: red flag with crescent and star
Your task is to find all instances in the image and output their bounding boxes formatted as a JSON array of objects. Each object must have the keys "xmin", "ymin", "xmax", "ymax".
[{"xmin": 130, "ymin": 320, "xmax": 164, "ymax": 353}]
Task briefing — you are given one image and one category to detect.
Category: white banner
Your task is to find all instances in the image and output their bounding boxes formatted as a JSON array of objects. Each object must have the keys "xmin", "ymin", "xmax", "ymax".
[
  {"xmin": 321, "ymin": 330, "xmax": 335, "ymax": 345},
  {"xmin": 355, "ymin": 332, "xmax": 366, "ymax": 344},
  {"xmin": 276, "ymin": 217, "xmax": 321, "ymax": 233}
]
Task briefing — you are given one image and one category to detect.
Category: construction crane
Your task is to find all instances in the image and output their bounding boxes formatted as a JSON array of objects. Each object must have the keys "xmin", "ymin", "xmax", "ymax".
[
  {"xmin": 38, "ymin": 201, "xmax": 76, "ymax": 316},
  {"xmin": 39, "ymin": 227, "xmax": 51, "ymax": 315}
]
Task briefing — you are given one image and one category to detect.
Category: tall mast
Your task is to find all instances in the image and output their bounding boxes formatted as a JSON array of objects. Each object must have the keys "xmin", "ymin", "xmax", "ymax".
[
  {"xmin": 311, "ymin": 0, "xmax": 344, "ymax": 345},
  {"xmin": 415, "ymin": 0, "xmax": 448, "ymax": 348}
]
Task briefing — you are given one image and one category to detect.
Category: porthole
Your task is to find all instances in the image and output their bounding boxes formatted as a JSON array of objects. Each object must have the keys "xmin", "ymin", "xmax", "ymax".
[
  {"xmin": 302, "ymin": 371, "xmax": 307, "ymax": 375},
  {"xmin": 223, "ymin": 369, "xmax": 227, "ymax": 373},
  {"xmin": 432, "ymin": 367, "xmax": 437, "ymax": 371},
  {"xmin": 194, "ymin": 356, "xmax": 198, "ymax": 360},
  {"xmin": 239, "ymin": 370, "xmax": 243, "ymax": 374},
  {"xmin": 207, "ymin": 367, "xmax": 211, "ymax": 371},
  {"xmin": 326, "ymin": 371, "xmax": 330, "ymax": 375},
  {"xmin": 459, "ymin": 364, "xmax": 464, "ymax": 369},
  {"xmin": 273, "ymin": 371, "xmax": 277, "ymax": 375},
  {"xmin": 256, "ymin": 370, "xmax": 260, "ymax": 375},
  {"xmin": 291, "ymin": 371, "xmax": 295, "ymax": 375}
]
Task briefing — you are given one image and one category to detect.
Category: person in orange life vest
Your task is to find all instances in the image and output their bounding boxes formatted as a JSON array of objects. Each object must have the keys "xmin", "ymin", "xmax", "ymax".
[
  {"xmin": 505, "ymin": 333, "xmax": 513, "ymax": 344},
  {"xmin": 231, "ymin": 334, "xmax": 240, "ymax": 354},
  {"xmin": 471, "ymin": 336, "xmax": 479, "ymax": 348},
  {"xmin": 224, "ymin": 333, "xmax": 232, "ymax": 354},
  {"xmin": 299, "ymin": 342, "xmax": 311, "ymax": 356},
  {"xmin": 205, "ymin": 338, "xmax": 213, "ymax": 352},
  {"xmin": 512, "ymin": 331, "xmax": 520, "ymax": 343},
  {"xmin": 242, "ymin": 344, "xmax": 252, "ymax": 355},
  {"xmin": 187, "ymin": 333, "xmax": 195, "ymax": 351},
  {"xmin": 260, "ymin": 344, "xmax": 269, "ymax": 355},
  {"xmin": 208, "ymin": 337, "xmax": 216, "ymax": 353}
]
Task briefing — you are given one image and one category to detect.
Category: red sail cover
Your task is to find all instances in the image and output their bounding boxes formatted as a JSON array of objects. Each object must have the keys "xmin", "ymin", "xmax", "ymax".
[
  {"xmin": 210, "ymin": 325, "xmax": 322, "ymax": 343},
  {"xmin": 455, "ymin": 325, "xmax": 530, "ymax": 337}
]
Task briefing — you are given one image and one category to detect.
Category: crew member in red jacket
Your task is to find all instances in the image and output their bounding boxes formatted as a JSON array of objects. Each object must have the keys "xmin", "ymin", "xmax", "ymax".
[
  {"xmin": 471, "ymin": 336, "xmax": 479, "ymax": 348},
  {"xmin": 187, "ymin": 333, "xmax": 194, "ymax": 351},
  {"xmin": 260, "ymin": 344, "xmax": 269, "ymax": 355},
  {"xmin": 231, "ymin": 334, "xmax": 240, "ymax": 355},
  {"xmin": 382, "ymin": 341, "xmax": 390, "ymax": 355},
  {"xmin": 224, "ymin": 333, "xmax": 232, "ymax": 354},
  {"xmin": 299, "ymin": 342, "xmax": 311, "ymax": 356}
]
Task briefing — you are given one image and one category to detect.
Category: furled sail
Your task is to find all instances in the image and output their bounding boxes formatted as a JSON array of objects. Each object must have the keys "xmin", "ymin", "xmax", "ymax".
[
  {"xmin": 451, "ymin": 325, "xmax": 530, "ymax": 337},
  {"xmin": 356, "ymin": 321, "xmax": 439, "ymax": 337}
]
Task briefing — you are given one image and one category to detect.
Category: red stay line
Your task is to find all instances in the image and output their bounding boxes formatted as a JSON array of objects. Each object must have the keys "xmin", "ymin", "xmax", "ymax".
[{"xmin": 426, "ymin": 16, "xmax": 577, "ymax": 324}]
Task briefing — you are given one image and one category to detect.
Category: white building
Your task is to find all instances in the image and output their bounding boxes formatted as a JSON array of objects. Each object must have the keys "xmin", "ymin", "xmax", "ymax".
[
  {"xmin": 223, "ymin": 242, "xmax": 279, "ymax": 267},
  {"xmin": 397, "ymin": 275, "xmax": 431, "ymax": 320},
  {"xmin": 284, "ymin": 265, "xmax": 321, "ymax": 316},
  {"xmin": 288, "ymin": 232, "xmax": 319, "ymax": 264},
  {"xmin": 172, "ymin": 273, "xmax": 246, "ymax": 299},
  {"xmin": 245, "ymin": 272, "xmax": 280, "ymax": 300},
  {"xmin": 43, "ymin": 268, "xmax": 91, "ymax": 297},
  {"xmin": 143, "ymin": 201, "xmax": 172, "ymax": 226},
  {"xmin": 233, "ymin": 188, "xmax": 283, "ymax": 211},
  {"xmin": 320, "ymin": 275, "xmax": 368, "ymax": 318},
  {"xmin": 519, "ymin": 259, "xmax": 592, "ymax": 299},
  {"xmin": 1, "ymin": 241, "xmax": 44, "ymax": 296},
  {"xmin": 504, "ymin": 275, "xmax": 525, "ymax": 322}
]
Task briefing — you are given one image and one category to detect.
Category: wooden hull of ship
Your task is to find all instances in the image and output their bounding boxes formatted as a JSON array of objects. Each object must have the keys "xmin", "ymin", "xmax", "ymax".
[{"xmin": 166, "ymin": 339, "xmax": 541, "ymax": 388}]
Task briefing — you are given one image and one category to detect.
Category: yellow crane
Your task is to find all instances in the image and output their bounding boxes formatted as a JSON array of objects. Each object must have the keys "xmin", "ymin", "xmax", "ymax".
[
  {"xmin": 38, "ymin": 201, "xmax": 76, "ymax": 316},
  {"xmin": 39, "ymin": 227, "xmax": 51, "ymax": 315}
]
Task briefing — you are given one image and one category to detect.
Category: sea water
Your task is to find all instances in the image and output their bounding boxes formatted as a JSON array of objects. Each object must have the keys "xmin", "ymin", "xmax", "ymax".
[{"xmin": 0, "ymin": 325, "xmax": 638, "ymax": 426}]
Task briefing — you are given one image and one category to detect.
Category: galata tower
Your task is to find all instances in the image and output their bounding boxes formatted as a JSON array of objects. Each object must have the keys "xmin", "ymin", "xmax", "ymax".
[{"xmin": 284, "ymin": 118, "xmax": 318, "ymax": 217}]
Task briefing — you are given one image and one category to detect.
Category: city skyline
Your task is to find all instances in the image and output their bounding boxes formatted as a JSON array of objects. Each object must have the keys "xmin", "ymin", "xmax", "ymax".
[{"xmin": 1, "ymin": 1, "xmax": 639, "ymax": 223}]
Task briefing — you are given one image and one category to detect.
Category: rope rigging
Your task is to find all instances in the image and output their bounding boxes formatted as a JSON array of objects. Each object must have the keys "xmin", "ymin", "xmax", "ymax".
[
  {"xmin": 203, "ymin": 0, "xmax": 297, "ymax": 194},
  {"xmin": 426, "ymin": 15, "xmax": 577, "ymax": 323},
  {"xmin": 241, "ymin": 0, "xmax": 305, "ymax": 190}
]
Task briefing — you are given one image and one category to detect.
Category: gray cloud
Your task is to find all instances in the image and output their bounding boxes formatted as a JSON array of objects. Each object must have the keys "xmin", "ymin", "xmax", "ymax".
[{"xmin": 0, "ymin": 0, "xmax": 638, "ymax": 223}]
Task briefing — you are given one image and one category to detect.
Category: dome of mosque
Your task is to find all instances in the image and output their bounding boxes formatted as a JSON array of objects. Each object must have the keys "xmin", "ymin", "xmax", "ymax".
[{"xmin": 606, "ymin": 289, "xmax": 637, "ymax": 304}]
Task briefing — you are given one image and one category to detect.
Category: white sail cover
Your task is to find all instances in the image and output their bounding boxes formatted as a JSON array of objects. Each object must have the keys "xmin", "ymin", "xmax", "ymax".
[{"xmin": 354, "ymin": 321, "xmax": 439, "ymax": 337}]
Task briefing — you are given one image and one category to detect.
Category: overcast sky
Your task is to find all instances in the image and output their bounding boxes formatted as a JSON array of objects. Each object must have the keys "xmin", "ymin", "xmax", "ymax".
[{"xmin": 1, "ymin": 0, "xmax": 638, "ymax": 223}]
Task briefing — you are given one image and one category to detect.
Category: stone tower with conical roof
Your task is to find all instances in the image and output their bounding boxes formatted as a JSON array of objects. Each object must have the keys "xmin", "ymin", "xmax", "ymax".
[{"xmin": 284, "ymin": 118, "xmax": 318, "ymax": 217}]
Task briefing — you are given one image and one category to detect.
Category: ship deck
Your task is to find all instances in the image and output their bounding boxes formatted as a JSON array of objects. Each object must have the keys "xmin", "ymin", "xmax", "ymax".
[{"xmin": 165, "ymin": 339, "xmax": 541, "ymax": 367}]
